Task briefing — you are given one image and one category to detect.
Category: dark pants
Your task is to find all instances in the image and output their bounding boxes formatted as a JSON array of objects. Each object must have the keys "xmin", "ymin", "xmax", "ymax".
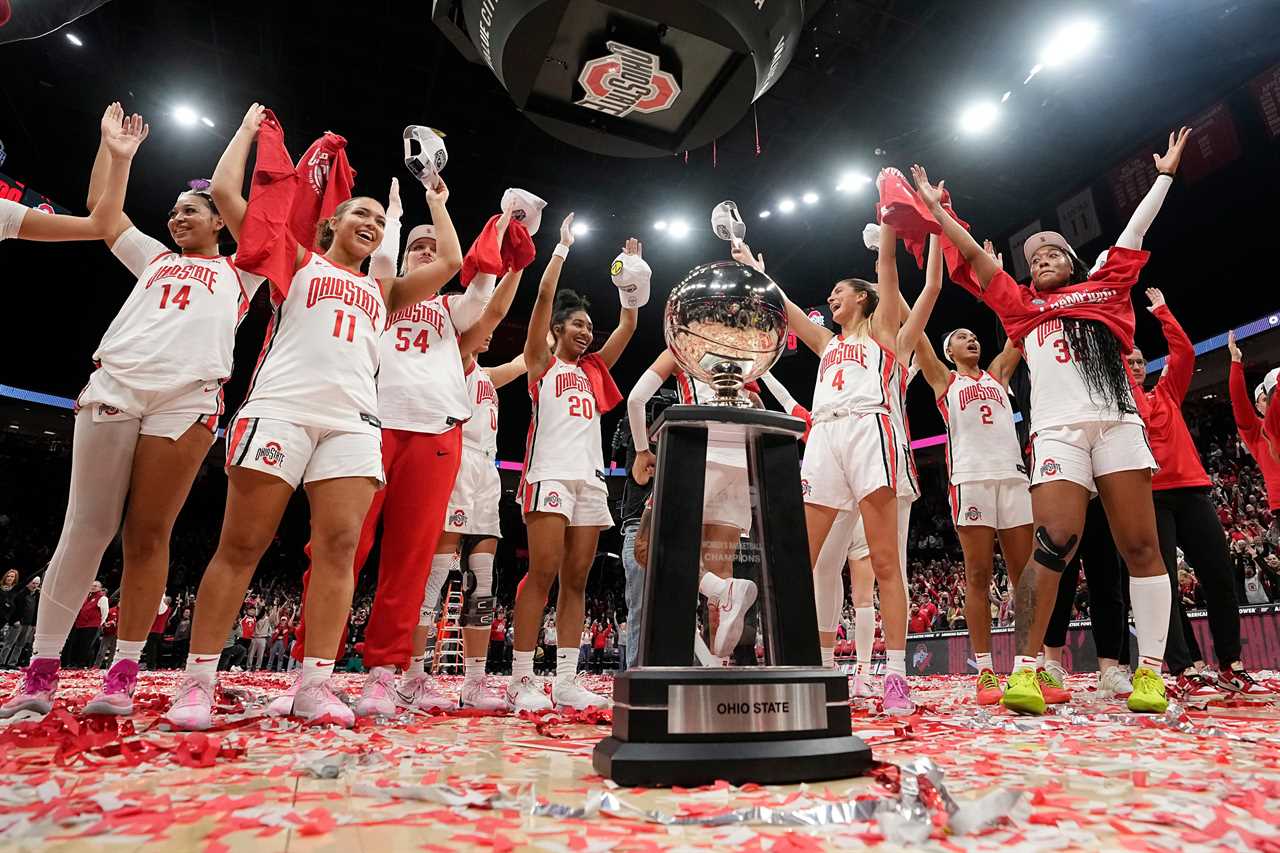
[
  {"xmin": 1154, "ymin": 487, "xmax": 1241, "ymax": 673},
  {"xmin": 65, "ymin": 626, "xmax": 100, "ymax": 668},
  {"xmin": 144, "ymin": 632, "xmax": 164, "ymax": 670},
  {"xmin": 1047, "ymin": 498, "xmax": 1130, "ymax": 662}
]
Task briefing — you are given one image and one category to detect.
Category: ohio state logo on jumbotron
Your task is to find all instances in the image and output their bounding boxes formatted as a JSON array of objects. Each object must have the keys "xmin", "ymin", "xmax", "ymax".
[{"xmin": 576, "ymin": 41, "xmax": 680, "ymax": 118}]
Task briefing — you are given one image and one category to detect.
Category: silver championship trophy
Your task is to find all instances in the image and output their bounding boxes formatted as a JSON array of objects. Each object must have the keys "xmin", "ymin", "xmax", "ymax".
[{"xmin": 593, "ymin": 252, "xmax": 873, "ymax": 787}]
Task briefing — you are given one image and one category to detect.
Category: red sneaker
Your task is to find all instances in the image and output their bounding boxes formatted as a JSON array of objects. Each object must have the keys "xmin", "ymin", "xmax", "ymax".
[
  {"xmin": 1036, "ymin": 668, "xmax": 1071, "ymax": 704},
  {"xmin": 1175, "ymin": 672, "xmax": 1224, "ymax": 702},
  {"xmin": 1217, "ymin": 668, "xmax": 1272, "ymax": 697},
  {"xmin": 975, "ymin": 669, "xmax": 1002, "ymax": 705}
]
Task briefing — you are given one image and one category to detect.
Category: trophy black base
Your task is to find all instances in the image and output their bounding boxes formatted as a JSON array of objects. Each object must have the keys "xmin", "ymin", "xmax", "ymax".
[{"xmin": 593, "ymin": 668, "xmax": 873, "ymax": 788}]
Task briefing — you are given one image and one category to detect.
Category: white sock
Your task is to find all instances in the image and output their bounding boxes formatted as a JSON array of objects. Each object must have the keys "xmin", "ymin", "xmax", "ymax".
[
  {"xmin": 512, "ymin": 649, "xmax": 535, "ymax": 684},
  {"xmin": 556, "ymin": 647, "xmax": 579, "ymax": 682},
  {"xmin": 821, "ymin": 645, "xmax": 835, "ymax": 668},
  {"xmin": 1130, "ymin": 574, "xmax": 1172, "ymax": 672},
  {"xmin": 405, "ymin": 655, "xmax": 427, "ymax": 678},
  {"xmin": 465, "ymin": 656, "xmax": 486, "ymax": 682},
  {"xmin": 699, "ymin": 573, "xmax": 728, "ymax": 603},
  {"xmin": 300, "ymin": 657, "xmax": 335, "ymax": 687},
  {"xmin": 31, "ymin": 634, "xmax": 67, "ymax": 662},
  {"xmin": 886, "ymin": 649, "xmax": 906, "ymax": 678},
  {"xmin": 114, "ymin": 639, "xmax": 145, "ymax": 665},
  {"xmin": 855, "ymin": 607, "xmax": 874, "ymax": 674},
  {"xmin": 1013, "ymin": 655, "xmax": 1037, "ymax": 674},
  {"xmin": 974, "ymin": 651, "xmax": 993, "ymax": 673},
  {"xmin": 184, "ymin": 652, "xmax": 220, "ymax": 687}
]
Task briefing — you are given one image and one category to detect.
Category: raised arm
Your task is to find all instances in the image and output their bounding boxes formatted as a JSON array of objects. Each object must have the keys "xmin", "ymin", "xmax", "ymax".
[
  {"xmin": 384, "ymin": 180, "xmax": 463, "ymax": 314},
  {"xmin": 872, "ymin": 219, "xmax": 902, "ymax": 348},
  {"xmin": 986, "ymin": 336, "xmax": 1024, "ymax": 387},
  {"xmin": 910, "ymin": 165, "xmax": 999, "ymax": 289},
  {"xmin": 458, "ymin": 267, "xmax": 524, "ymax": 356},
  {"xmin": 627, "ymin": 349, "xmax": 677, "ymax": 484},
  {"xmin": 369, "ymin": 178, "xmax": 402, "ymax": 281},
  {"xmin": 210, "ymin": 103, "xmax": 266, "ymax": 244},
  {"xmin": 895, "ymin": 233, "xmax": 942, "ymax": 356},
  {"xmin": 1115, "ymin": 127, "xmax": 1190, "ymax": 251},
  {"xmin": 596, "ymin": 237, "xmax": 642, "ymax": 368},
  {"xmin": 487, "ymin": 354, "xmax": 527, "ymax": 390},
  {"xmin": 913, "ymin": 331, "xmax": 951, "ymax": 400},
  {"xmin": 1227, "ymin": 332, "xmax": 1262, "ymax": 445},
  {"xmin": 449, "ymin": 207, "xmax": 513, "ymax": 333},
  {"xmin": 523, "ymin": 213, "xmax": 574, "ymax": 380},
  {"xmin": 1145, "ymin": 288, "xmax": 1194, "ymax": 404}
]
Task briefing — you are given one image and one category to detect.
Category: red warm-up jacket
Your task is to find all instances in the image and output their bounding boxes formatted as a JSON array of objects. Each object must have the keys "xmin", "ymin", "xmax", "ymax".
[{"xmin": 1230, "ymin": 361, "xmax": 1280, "ymax": 512}]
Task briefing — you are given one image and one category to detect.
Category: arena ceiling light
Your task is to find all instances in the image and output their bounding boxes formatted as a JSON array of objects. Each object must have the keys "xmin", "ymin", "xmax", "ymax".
[
  {"xmin": 836, "ymin": 171, "xmax": 872, "ymax": 193},
  {"xmin": 654, "ymin": 220, "xmax": 668, "ymax": 232},
  {"xmin": 802, "ymin": 191, "xmax": 820, "ymax": 205},
  {"xmin": 172, "ymin": 105, "xmax": 199, "ymax": 127},
  {"xmin": 958, "ymin": 101, "xmax": 1000, "ymax": 135},
  {"xmin": 759, "ymin": 210, "xmax": 772, "ymax": 219},
  {"xmin": 200, "ymin": 116, "xmax": 215, "ymax": 128},
  {"xmin": 777, "ymin": 198, "xmax": 797, "ymax": 214},
  {"xmin": 668, "ymin": 219, "xmax": 690, "ymax": 238},
  {"xmin": 1039, "ymin": 18, "xmax": 1100, "ymax": 69},
  {"xmin": 65, "ymin": 32, "xmax": 83, "ymax": 46},
  {"xmin": 571, "ymin": 220, "xmax": 590, "ymax": 237}
]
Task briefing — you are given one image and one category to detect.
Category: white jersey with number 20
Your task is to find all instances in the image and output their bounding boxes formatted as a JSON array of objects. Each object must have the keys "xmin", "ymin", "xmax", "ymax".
[{"xmin": 523, "ymin": 357, "xmax": 603, "ymax": 483}]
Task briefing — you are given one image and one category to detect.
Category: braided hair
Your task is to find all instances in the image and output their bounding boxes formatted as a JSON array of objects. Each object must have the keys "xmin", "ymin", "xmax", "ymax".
[{"xmin": 1053, "ymin": 248, "xmax": 1137, "ymax": 417}]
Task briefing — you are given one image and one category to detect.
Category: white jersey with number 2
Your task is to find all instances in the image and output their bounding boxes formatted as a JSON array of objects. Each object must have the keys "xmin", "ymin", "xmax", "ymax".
[{"xmin": 938, "ymin": 370, "xmax": 1025, "ymax": 484}]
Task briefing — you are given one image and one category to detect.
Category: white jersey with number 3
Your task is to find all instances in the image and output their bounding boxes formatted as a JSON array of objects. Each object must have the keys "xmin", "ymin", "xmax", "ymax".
[
  {"xmin": 378, "ymin": 294, "xmax": 470, "ymax": 433},
  {"xmin": 523, "ymin": 357, "xmax": 603, "ymax": 483},
  {"xmin": 1023, "ymin": 318, "xmax": 1141, "ymax": 434},
  {"xmin": 461, "ymin": 363, "xmax": 499, "ymax": 457},
  {"xmin": 811, "ymin": 332, "xmax": 895, "ymax": 419},
  {"xmin": 938, "ymin": 370, "xmax": 1025, "ymax": 484},
  {"xmin": 237, "ymin": 252, "xmax": 386, "ymax": 435}
]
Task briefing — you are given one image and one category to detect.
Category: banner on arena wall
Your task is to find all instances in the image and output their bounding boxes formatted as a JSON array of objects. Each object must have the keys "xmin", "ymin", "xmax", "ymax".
[
  {"xmin": 1179, "ymin": 101, "xmax": 1242, "ymax": 184},
  {"xmin": 1007, "ymin": 220, "xmax": 1042, "ymax": 282},
  {"xmin": 0, "ymin": 171, "xmax": 68, "ymax": 213},
  {"xmin": 1249, "ymin": 63, "xmax": 1280, "ymax": 140},
  {"xmin": 1055, "ymin": 187, "xmax": 1102, "ymax": 251},
  {"xmin": 1107, "ymin": 149, "xmax": 1160, "ymax": 219}
]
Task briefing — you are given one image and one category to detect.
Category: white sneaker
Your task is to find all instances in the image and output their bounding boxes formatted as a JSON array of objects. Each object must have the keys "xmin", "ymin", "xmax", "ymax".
[
  {"xmin": 1098, "ymin": 665, "xmax": 1134, "ymax": 700},
  {"xmin": 852, "ymin": 672, "xmax": 875, "ymax": 699},
  {"xmin": 1045, "ymin": 660, "xmax": 1068, "ymax": 685},
  {"xmin": 163, "ymin": 677, "xmax": 214, "ymax": 731},
  {"xmin": 396, "ymin": 674, "xmax": 458, "ymax": 713},
  {"xmin": 292, "ymin": 680, "xmax": 355, "ymax": 728},
  {"xmin": 267, "ymin": 678, "xmax": 300, "ymax": 716},
  {"xmin": 551, "ymin": 676, "xmax": 609, "ymax": 710},
  {"xmin": 355, "ymin": 667, "xmax": 397, "ymax": 717},
  {"xmin": 460, "ymin": 677, "xmax": 510, "ymax": 711},
  {"xmin": 712, "ymin": 579, "xmax": 758, "ymax": 657},
  {"xmin": 506, "ymin": 675, "xmax": 553, "ymax": 712}
]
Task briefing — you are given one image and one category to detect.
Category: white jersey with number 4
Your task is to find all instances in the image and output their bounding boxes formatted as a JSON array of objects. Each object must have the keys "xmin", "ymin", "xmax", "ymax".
[
  {"xmin": 378, "ymin": 294, "xmax": 470, "ymax": 434},
  {"xmin": 237, "ymin": 251, "xmax": 386, "ymax": 435},
  {"xmin": 461, "ymin": 363, "xmax": 499, "ymax": 457},
  {"xmin": 938, "ymin": 370, "xmax": 1025, "ymax": 484},
  {"xmin": 811, "ymin": 332, "xmax": 895, "ymax": 419},
  {"xmin": 1023, "ymin": 318, "xmax": 1141, "ymax": 434},
  {"xmin": 95, "ymin": 227, "xmax": 265, "ymax": 390},
  {"xmin": 523, "ymin": 357, "xmax": 603, "ymax": 483}
]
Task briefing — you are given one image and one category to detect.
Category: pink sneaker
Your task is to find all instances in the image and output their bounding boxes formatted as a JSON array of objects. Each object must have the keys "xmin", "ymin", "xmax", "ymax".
[
  {"xmin": 396, "ymin": 674, "xmax": 458, "ymax": 713},
  {"xmin": 0, "ymin": 658, "xmax": 60, "ymax": 718},
  {"xmin": 293, "ymin": 681, "xmax": 355, "ymax": 727},
  {"xmin": 163, "ymin": 678, "xmax": 214, "ymax": 731},
  {"xmin": 355, "ymin": 667, "xmax": 397, "ymax": 717},
  {"xmin": 852, "ymin": 671, "xmax": 875, "ymax": 699},
  {"xmin": 712, "ymin": 579, "xmax": 758, "ymax": 657},
  {"xmin": 460, "ymin": 677, "xmax": 509, "ymax": 711},
  {"xmin": 882, "ymin": 673, "xmax": 915, "ymax": 716},
  {"xmin": 266, "ymin": 678, "xmax": 300, "ymax": 717},
  {"xmin": 84, "ymin": 659, "xmax": 140, "ymax": 715}
]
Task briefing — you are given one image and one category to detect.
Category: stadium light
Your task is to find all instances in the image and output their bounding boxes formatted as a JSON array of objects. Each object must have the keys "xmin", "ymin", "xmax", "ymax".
[
  {"xmin": 200, "ymin": 116, "xmax": 215, "ymax": 128},
  {"xmin": 571, "ymin": 220, "xmax": 589, "ymax": 236},
  {"xmin": 65, "ymin": 33, "xmax": 83, "ymax": 47},
  {"xmin": 778, "ymin": 198, "xmax": 796, "ymax": 214},
  {"xmin": 1039, "ymin": 18, "xmax": 1100, "ymax": 68},
  {"xmin": 836, "ymin": 171, "xmax": 872, "ymax": 192},
  {"xmin": 654, "ymin": 220, "xmax": 668, "ymax": 231},
  {"xmin": 669, "ymin": 219, "xmax": 690, "ymax": 238},
  {"xmin": 802, "ymin": 191, "xmax": 820, "ymax": 205},
  {"xmin": 173, "ymin": 105, "xmax": 199, "ymax": 127},
  {"xmin": 759, "ymin": 210, "xmax": 771, "ymax": 219},
  {"xmin": 958, "ymin": 101, "xmax": 999, "ymax": 135}
]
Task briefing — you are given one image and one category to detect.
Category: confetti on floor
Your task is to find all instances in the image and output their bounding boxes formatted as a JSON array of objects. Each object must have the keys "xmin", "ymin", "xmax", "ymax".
[{"xmin": 2, "ymin": 668, "xmax": 1279, "ymax": 851}]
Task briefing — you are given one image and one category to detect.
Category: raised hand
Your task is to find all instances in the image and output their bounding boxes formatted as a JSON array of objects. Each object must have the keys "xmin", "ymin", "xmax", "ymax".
[
  {"xmin": 1153, "ymin": 126, "xmax": 1192, "ymax": 175},
  {"xmin": 909, "ymin": 164, "xmax": 945, "ymax": 210},
  {"xmin": 982, "ymin": 239, "xmax": 1004, "ymax": 269},
  {"xmin": 623, "ymin": 236, "xmax": 642, "ymax": 257},
  {"xmin": 100, "ymin": 102, "xmax": 124, "ymax": 141},
  {"xmin": 1228, "ymin": 330, "xmax": 1242, "ymax": 363},
  {"xmin": 731, "ymin": 239, "xmax": 764, "ymax": 272},
  {"xmin": 1145, "ymin": 287, "xmax": 1166, "ymax": 312},
  {"xmin": 426, "ymin": 176, "xmax": 449, "ymax": 208},
  {"xmin": 102, "ymin": 108, "xmax": 149, "ymax": 160},
  {"xmin": 386, "ymin": 177, "xmax": 403, "ymax": 219},
  {"xmin": 239, "ymin": 103, "xmax": 267, "ymax": 136},
  {"xmin": 559, "ymin": 212, "xmax": 576, "ymax": 247}
]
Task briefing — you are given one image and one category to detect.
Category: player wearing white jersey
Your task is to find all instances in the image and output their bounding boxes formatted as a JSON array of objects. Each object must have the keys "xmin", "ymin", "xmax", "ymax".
[
  {"xmin": 734, "ymin": 206, "xmax": 941, "ymax": 716},
  {"xmin": 626, "ymin": 351, "xmax": 759, "ymax": 664},
  {"xmin": 1, "ymin": 105, "xmax": 264, "ymax": 722},
  {"xmin": 164, "ymin": 104, "xmax": 464, "ymax": 732},
  {"xmin": 507, "ymin": 221, "xmax": 638, "ymax": 713},
  {"xmin": 917, "ymin": 318, "xmax": 1035, "ymax": 707}
]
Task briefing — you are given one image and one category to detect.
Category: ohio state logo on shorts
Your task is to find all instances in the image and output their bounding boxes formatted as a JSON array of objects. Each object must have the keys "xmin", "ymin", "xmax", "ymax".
[
  {"xmin": 449, "ymin": 509, "xmax": 467, "ymax": 528},
  {"xmin": 545, "ymin": 490, "xmax": 562, "ymax": 508},
  {"xmin": 255, "ymin": 441, "xmax": 285, "ymax": 467},
  {"xmin": 800, "ymin": 479, "xmax": 813, "ymax": 497},
  {"xmin": 965, "ymin": 506, "xmax": 982, "ymax": 522},
  {"xmin": 576, "ymin": 41, "xmax": 680, "ymax": 118},
  {"xmin": 97, "ymin": 404, "xmax": 121, "ymax": 416},
  {"xmin": 1040, "ymin": 458, "xmax": 1061, "ymax": 477}
]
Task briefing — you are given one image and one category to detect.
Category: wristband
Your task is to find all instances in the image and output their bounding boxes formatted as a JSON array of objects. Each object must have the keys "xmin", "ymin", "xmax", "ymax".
[
  {"xmin": 1157, "ymin": 171, "xmax": 1175, "ymax": 179},
  {"xmin": 553, "ymin": 243, "xmax": 570, "ymax": 260}
]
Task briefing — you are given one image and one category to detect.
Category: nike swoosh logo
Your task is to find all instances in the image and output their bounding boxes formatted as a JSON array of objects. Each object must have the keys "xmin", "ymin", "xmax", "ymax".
[
  {"xmin": 436, "ymin": 450, "xmax": 449, "ymax": 456},
  {"xmin": 194, "ymin": 656, "xmax": 219, "ymax": 664},
  {"xmin": 314, "ymin": 661, "xmax": 335, "ymax": 668}
]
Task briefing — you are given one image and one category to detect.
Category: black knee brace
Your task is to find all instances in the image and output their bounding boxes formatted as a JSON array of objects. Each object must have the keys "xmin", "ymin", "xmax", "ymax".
[
  {"xmin": 460, "ymin": 567, "xmax": 495, "ymax": 627},
  {"xmin": 1033, "ymin": 526, "xmax": 1078, "ymax": 573}
]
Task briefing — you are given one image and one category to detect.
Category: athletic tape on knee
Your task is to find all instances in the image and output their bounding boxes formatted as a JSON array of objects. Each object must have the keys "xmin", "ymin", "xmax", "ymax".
[{"xmin": 1033, "ymin": 527, "xmax": 1077, "ymax": 573}]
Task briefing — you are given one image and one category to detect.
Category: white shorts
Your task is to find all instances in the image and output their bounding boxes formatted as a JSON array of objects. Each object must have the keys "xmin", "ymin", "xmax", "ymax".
[
  {"xmin": 522, "ymin": 478, "xmax": 614, "ymax": 528},
  {"xmin": 1030, "ymin": 421, "xmax": 1157, "ymax": 494},
  {"xmin": 801, "ymin": 413, "xmax": 899, "ymax": 511},
  {"xmin": 445, "ymin": 447, "xmax": 503, "ymax": 538},
  {"xmin": 226, "ymin": 417, "xmax": 384, "ymax": 489},
  {"xmin": 77, "ymin": 368, "xmax": 222, "ymax": 440},
  {"xmin": 703, "ymin": 460, "xmax": 752, "ymax": 533},
  {"xmin": 949, "ymin": 478, "xmax": 1033, "ymax": 529}
]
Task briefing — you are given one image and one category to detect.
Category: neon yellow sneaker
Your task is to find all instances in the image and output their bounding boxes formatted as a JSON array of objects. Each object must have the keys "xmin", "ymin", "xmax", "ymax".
[
  {"xmin": 1001, "ymin": 668, "xmax": 1046, "ymax": 715},
  {"xmin": 1127, "ymin": 667, "xmax": 1168, "ymax": 713}
]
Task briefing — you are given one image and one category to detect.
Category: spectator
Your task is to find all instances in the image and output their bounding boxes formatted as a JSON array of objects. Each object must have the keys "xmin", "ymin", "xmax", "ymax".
[
  {"xmin": 250, "ymin": 608, "xmax": 270, "ymax": 670},
  {"xmin": 144, "ymin": 595, "xmax": 171, "ymax": 671},
  {"xmin": 65, "ymin": 581, "xmax": 108, "ymax": 669},
  {"xmin": 95, "ymin": 593, "xmax": 120, "ymax": 669},
  {"xmin": 173, "ymin": 608, "xmax": 192, "ymax": 663},
  {"xmin": 0, "ymin": 570, "xmax": 18, "ymax": 645},
  {"xmin": 1, "ymin": 575, "xmax": 40, "ymax": 669}
]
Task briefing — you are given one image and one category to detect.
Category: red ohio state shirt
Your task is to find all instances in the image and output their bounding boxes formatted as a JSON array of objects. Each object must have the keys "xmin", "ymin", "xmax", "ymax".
[
  {"xmin": 1230, "ymin": 361, "xmax": 1280, "ymax": 512},
  {"xmin": 1129, "ymin": 305, "xmax": 1211, "ymax": 491}
]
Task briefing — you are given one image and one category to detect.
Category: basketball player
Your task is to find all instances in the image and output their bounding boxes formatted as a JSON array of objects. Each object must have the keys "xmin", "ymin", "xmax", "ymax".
[
  {"xmin": 912, "ymin": 142, "xmax": 1187, "ymax": 714},
  {"xmin": 1, "ymin": 105, "xmax": 261, "ymax": 720},
  {"xmin": 162, "ymin": 104, "xmax": 463, "ymax": 730},
  {"xmin": 916, "ymin": 315, "xmax": 1035, "ymax": 706},
  {"xmin": 627, "ymin": 351, "xmax": 759, "ymax": 661},
  {"xmin": 507, "ymin": 219, "xmax": 638, "ymax": 712}
]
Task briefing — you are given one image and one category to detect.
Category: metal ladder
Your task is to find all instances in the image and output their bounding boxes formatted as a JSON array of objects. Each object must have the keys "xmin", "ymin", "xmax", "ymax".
[{"xmin": 432, "ymin": 582, "xmax": 465, "ymax": 674}]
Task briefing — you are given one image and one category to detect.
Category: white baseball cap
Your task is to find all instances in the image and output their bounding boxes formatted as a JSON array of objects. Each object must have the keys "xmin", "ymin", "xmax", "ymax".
[
  {"xmin": 403, "ymin": 126, "xmax": 448, "ymax": 188},
  {"xmin": 1256, "ymin": 367, "xmax": 1280, "ymax": 404},
  {"xmin": 611, "ymin": 251, "xmax": 651, "ymax": 308},
  {"xmin": 862, "ymin": 222, "xmax": 881, "ymax": 253},
  {"xmin": 501, "ymin": 188, "xmax": 547, "ymax": 236},
  {"xmin": 1022, "ymin": 230, "xmax": 1073, "ymax": 266},
  {"xmin": 711, "ymin": 200, "xmax": 746, "ymax": 243},
  {"xmin": 405, "ymin": 224, "xmax": 437, "ymax": 248}
]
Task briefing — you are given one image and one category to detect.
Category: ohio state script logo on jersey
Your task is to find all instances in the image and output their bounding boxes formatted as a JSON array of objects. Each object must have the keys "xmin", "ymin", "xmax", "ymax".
[
  {"xmin": 449, "ymin": 509, "xmax": 467, "ymax": 528},
  {"xmin": 555, "ymin": 372, "xmax": 594, "ymax": 398},
  {"xmin": 388, "ymin": 301, "xmax": 445, "ymax": 335},
  {"xmin": 1040, "ymin": 458, "xmax": 1060, "ymax": 477},
  {"xmin": 475, "ymin": 380, "xmax": 496, "ymax": 406},
  {"xmin": 819, "ymin": 340, "xmax": 868, "ymax": 380},
  {"xmin": 256, "ymin": 441, "xmax": 285, "ymax": 467},
  {"xmin": 144, "ymin": 261, "xmax": 218, "ymax": 294},
  {"xmin": 957, "ymin": 382, "xmax": 1005, "ymax": 411},
  {"xmin": 576, "ymin": 41, "xmax": 680, "ymax": 118},
  {"xmin": 307, "ymin": 275, "xmax": 382, "ymax": 329}
]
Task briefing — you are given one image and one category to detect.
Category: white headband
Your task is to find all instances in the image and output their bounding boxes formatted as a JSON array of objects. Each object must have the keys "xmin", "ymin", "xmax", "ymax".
[{"xmin": 940, "ymin": 329, "xmax": 963, "ymax": 365}]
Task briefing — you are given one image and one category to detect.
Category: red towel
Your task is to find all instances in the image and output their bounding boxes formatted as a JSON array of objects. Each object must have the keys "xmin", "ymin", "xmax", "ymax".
[
  {"xmin": 233, "ymin": 110, "xmax": 355, "ymax": 296},
  {"xmin": 460, "ymin": 214, "xmax": 536, "ymax": 287},
  {"xmin": 579, "ymin": 352, "xmax": 623, "ymax": 413},
  {"xmin": 877, "ymin": 168, "xmax": 968, "ymax": 267}
]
